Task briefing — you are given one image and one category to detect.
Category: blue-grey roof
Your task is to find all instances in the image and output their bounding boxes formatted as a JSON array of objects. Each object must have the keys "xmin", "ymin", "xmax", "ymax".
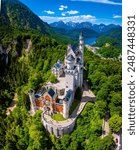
[
  {"xmin": 67, "ymin": 54, "xmax": 75, "ymax": 61},
  {"xmin": 35, "ymin": 94, "xmax": 41, "ymax": 98},
  {"xmin": 53, "ymin": 60, "xmax": 63, "ymax": 69},
  {"xmin": 54, "ymin": 63, "xmax": 61, "ymax": 69},
  {"xmin": 71, "ymin": 45, "xmax": 78, "ymax": 52},
  {"xmin": 48, "ymin": 88, "xmax": 55, "ymax": 99}
]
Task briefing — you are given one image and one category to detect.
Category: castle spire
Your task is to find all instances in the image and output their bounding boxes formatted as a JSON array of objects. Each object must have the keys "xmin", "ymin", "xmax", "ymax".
[
  {"xmin": 79, "ymin": 32, "xmax": 84, "ymax": 46},
  {"xmin": 79, "ymin": 31, "xmax": 83, "ymax": 40}
]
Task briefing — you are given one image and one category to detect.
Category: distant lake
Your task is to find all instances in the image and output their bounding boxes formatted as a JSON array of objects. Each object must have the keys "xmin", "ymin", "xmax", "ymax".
[{"xmin": 84, "ymin": 37, "xmax": 97, "ymax": 45}]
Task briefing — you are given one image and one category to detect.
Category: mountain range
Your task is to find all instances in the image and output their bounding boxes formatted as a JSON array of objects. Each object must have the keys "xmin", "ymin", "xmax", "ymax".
[{"xmin": 50, "ymin": 21, "xmax": 121, "ymax": 33}]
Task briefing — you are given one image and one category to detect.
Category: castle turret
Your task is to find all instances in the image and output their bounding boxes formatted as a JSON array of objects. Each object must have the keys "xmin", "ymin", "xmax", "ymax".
[
  {"xmin": 28, "ymin": 90, "xmax": 36, "ymax": 114},
  {"xmin": 79, "ymin": 32, "xmax": 84, "ymax": 66},
  {"xmin": 63, "ymin": 90, "xmax": 73, "ymax": 119},
  {"xmin": 77, "ymin": 33, "xmax": 84, "ymax": 87}
]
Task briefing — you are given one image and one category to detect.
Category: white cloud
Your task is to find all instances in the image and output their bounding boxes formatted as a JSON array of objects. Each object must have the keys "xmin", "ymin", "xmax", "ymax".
[
  {"xmin": 71, "ymin": 0, "xmax": 122, "ymax": 5},
  {"xmin": 113, "ymin": 15, "xmax": 122, "ymax": 18},
  {"xmin": 61, "ymin": 10, "xmax": 79, "ymax": 16},
  {"xmin": 39, "ymin": 15, "xmax": 96, "ymax": 24},
  {"xmin": 43, "ymin": 10, "xmax": 55, "ymax": 15},
  {"xmin": 59, "ymin": 7, "xmax": 64, "ymax": 11},
  {"xmin": 59, "ymin": 5, "xmax": 68, "ymax": 11},
  {"xmin": 67, "ymin": 10, "xmax": 79, "ymax": 15},
  {"xmin": 61, "ymin": 12, "xmax": 66, "ymax": 16}
]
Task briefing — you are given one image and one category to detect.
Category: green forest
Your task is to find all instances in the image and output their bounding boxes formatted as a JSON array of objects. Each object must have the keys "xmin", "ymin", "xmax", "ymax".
[
  {"xmin": 0, "ymin": 26, "xmax": 121, "ymax": 149},
  {"xmin": 95, "ymin": 28, "xmax": 122, "ymax": 58}
]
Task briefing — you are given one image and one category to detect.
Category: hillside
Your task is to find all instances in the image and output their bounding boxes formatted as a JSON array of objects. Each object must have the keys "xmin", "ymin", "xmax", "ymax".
[
  {"xmin": 95, "ymin": 27, "xmax": 122, "ymax": 58},
  {"xmin": 0, "ymin": 0, "xmax": 71, "ymax": 43},
  {"xmin": 96, "ymin": 27, "xmax": 122, "ymax": 47},
  {"xmin": 1, "ymin": 0, "xmax": 51, "ymax": 34}
]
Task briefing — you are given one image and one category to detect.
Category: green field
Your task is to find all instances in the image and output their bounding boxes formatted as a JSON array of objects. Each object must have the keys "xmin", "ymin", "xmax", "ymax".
[{"xmin": 52, "ymin": 113, "xmax": 66, "ymax": 121}]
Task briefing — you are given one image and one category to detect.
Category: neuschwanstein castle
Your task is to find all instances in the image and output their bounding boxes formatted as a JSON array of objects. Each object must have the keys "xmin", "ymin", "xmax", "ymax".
[{"xmin": 28, "ymin": 33, "xmax": 84, "ymax": 119}]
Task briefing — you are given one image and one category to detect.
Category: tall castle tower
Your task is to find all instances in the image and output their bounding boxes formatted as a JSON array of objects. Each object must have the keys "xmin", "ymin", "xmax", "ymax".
[
  {"xmin": 79, "ymin": 32, "xmax": 84, "ymax": 66},
  {"xmin": 65, "ymin": 54, "xmax": 75, "ymax": 94},
  {"xmin": 77, "ymin": 33, "xmax": 84, "ymax": 87}
]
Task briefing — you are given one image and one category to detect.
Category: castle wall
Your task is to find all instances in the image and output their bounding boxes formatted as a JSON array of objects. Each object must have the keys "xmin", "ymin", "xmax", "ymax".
[{"xmin": 42, "ymin": 112, "xmax": 76, "ymax": 138}]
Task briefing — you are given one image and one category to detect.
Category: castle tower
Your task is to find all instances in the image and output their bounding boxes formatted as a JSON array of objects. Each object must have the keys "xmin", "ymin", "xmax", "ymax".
[
  {"xmin": 79, "ymin": 32, "xmax": 84, "ymax": 66},
  {"xmin": 78, "ymin": 33, "xmax": 84, "ymax": 87},
  {"xmin": 65, "ymin": 54, "xmax": 75, "ymax": 94},
  {"xmin": 28, "ymin": 90, "xmax": 36, "ymax": 115}
]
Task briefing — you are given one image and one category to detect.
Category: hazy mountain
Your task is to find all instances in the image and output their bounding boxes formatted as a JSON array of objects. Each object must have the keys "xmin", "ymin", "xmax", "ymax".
[
  {"xmin": 50, "ymin": 21, "xmax": 120, "ymax": 33},
  {"xmin": 53, "ymin": 27, "xmax": 99, "ymax": 41},
  {"xmin": 92, "ymin": 23, "xmax": 121, "ymax": 33},
  {"xmin": 50, "ymin": 21, "xmax": 92, "ymax": 30}
]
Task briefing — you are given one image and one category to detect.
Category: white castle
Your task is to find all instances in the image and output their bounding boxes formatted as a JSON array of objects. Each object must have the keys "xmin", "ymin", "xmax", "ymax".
[{"xmin": 28, "ymin": 33, "xmax": 84, "ymax": 119}]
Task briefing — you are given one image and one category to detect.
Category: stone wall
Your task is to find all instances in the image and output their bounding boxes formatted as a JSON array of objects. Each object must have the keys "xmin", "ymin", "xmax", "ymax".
[{"xmin": 42, "ymin": 112, "xmax": 76, "ymax": 138}]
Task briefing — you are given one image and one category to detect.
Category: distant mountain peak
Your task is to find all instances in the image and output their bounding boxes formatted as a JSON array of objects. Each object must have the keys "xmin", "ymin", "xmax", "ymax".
[{"xmin": 50, "ymin": 21, "xmax": 121, "ymax": 33}]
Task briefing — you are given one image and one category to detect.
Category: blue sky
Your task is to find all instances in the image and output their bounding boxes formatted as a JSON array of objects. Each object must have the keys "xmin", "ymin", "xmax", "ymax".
[{"xmin": 20, "ymin": 0, "xmax": 122, "ymax": 25}]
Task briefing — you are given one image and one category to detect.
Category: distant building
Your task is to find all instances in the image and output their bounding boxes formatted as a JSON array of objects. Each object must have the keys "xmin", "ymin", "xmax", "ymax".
[{"xmin": 28, "ymin": 33, "xmax": 84, "ymax": 119}]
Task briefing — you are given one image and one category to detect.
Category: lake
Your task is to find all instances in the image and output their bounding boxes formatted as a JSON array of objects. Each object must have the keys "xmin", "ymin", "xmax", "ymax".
[{"xmin": 84, "ymin": 37, "xmax": 97, "ymax": 45}]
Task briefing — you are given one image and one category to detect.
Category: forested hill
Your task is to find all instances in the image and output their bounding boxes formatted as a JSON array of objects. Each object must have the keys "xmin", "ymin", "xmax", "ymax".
[
  {"xmin": 0, "ymin": 0, "xmax": 71, "ymax": 43},
  {"xmin": 1, "ymin": 0, "xmax": 51, "ymax": 34},
  {"xmin": 95, "ymin": 27, "xmax": 122, "ymax": 58},
  {"xmin": 96, "ymin": 27, "xmax": 122, "ymax": 47}
]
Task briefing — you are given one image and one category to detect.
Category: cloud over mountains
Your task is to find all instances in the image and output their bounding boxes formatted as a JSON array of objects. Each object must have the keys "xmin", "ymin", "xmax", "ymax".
[{"xmin": 40, "ymin": 15, "xmax": 96, "ymax": 24}]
